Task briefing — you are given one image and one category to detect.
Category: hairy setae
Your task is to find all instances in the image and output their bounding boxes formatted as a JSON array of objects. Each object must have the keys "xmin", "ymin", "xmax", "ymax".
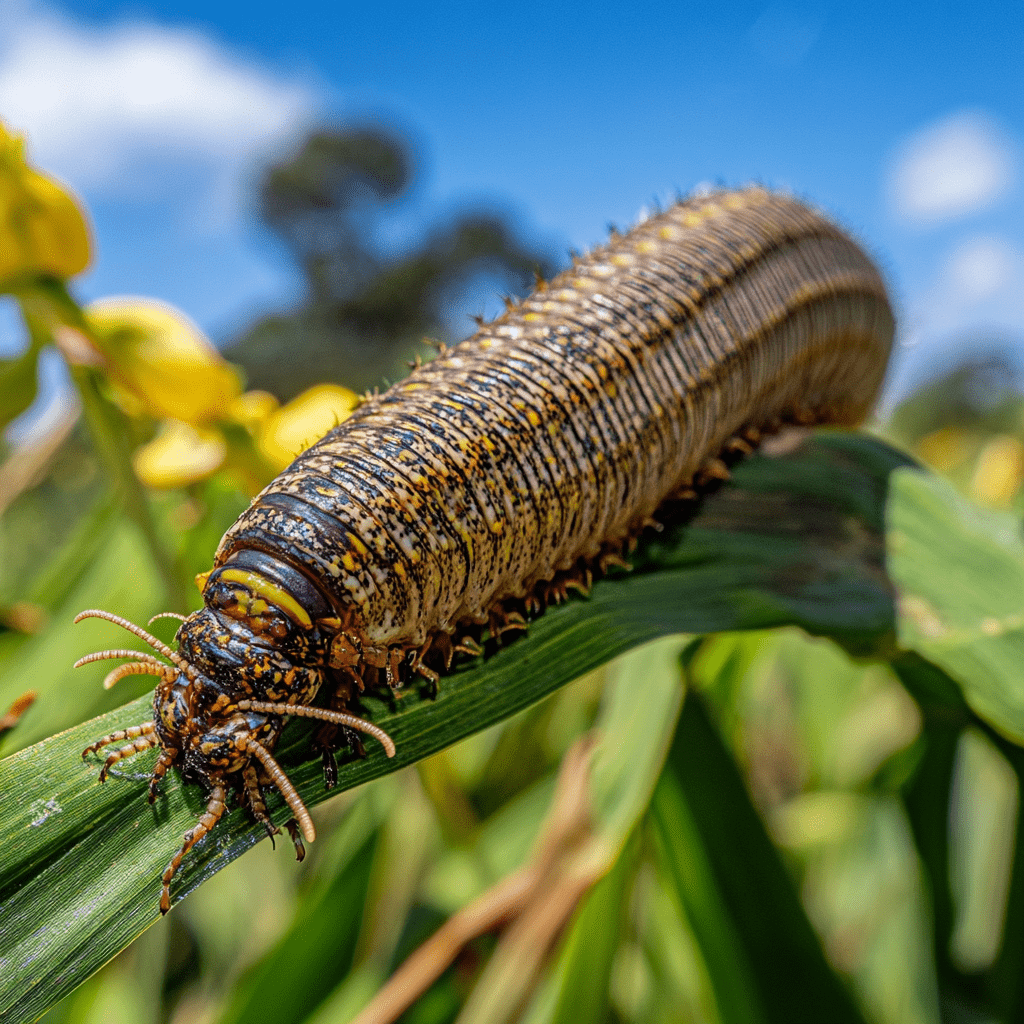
[{"xmin": 77, "ymin": 186, "xmax": 894, "ymax": 911}]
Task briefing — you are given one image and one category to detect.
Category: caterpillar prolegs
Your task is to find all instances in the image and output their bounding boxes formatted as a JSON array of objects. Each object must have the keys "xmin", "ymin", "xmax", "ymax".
[{"xmin": 79, "ymin": 186, "xmax": 894, "ymax": 911}]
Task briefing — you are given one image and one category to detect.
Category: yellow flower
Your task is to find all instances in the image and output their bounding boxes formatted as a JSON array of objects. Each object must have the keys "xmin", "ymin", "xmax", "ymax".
[
  {"xmin": 86, "ymin": 297, "xmax": 243, "ymax": 424},
  {"xmin": 0, "ymin": 123, "xmax": 90, "ymax": 284},
  {"xmin": 970, "ymin": 435, "xmax": 1024, "ymax": 508},
  {"xmin": 258, "ymin": 384, "xmax": 360, "ymax": 470},
  {"xmin": 227, "ymin": 389, "xmax": 279, "ymax": 429},
  {"xmin": 133, "ymin": 419, "xmax": 227, "ymax": 489}
]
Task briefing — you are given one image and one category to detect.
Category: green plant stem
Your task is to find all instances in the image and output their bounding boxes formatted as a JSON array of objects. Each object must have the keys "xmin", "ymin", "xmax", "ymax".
[
  {"xmin": 17, "ymin": 279, "xmax": 187, "ymax": 611},
  {"xmin": 70, "ymin": 366, "xmax": 186, "ymax": 611}
]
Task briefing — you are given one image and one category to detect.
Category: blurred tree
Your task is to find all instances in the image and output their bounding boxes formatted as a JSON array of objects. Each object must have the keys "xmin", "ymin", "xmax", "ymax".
[
  {"xmin": 884, "ymin": 339, "xmax": 1024, "ymax": 507},
  {"xmin": 888, "ymin": 341, "xmax": 1024, "ymax": 444},
  {"xmin": 227, "ymin": 127, "xmax": 558, "ymax": 398}
]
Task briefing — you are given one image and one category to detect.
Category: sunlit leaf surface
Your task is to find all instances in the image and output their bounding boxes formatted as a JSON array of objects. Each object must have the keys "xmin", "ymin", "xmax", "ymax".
[
  {"xmin": 888, "ymin": 468, "xmax": 1024, "ymax": 742},
  {"xmin": 0, "ymin": 430, "xmax": 911, "ymax": 1022}
]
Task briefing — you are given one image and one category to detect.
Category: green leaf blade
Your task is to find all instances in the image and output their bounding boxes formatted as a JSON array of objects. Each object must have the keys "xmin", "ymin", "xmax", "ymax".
[
  {"xmin": 660, "ymin": 691, "xmax": 868, "ymax": 1024},
  {"xmin": 888, "ymin": 468, "xmax": 1024, "ymax": 742},
  {"xmin": 0, "ymin": 430, "xmax": 911, "ymax": 1022}
]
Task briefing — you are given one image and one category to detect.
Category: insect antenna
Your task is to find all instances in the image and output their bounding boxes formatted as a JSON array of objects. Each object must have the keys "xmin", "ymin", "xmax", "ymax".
[
  {"xmin": 240, "ymin": 736, "xmax": 316, "ymax": 844},
  {"xmin": 148, "ymin": 611, "xmax": 188, "ymax": 625},
  {"xmin": 236, "ymin": 699, "xmax": 397, "ymax": 758},
  {"xmin": 73, "ymin": 649, "xmax": 179, "ymax": 689},
  {"xmin": 74, "ymin": 609, "xmax": 196, "ymax": 681}
]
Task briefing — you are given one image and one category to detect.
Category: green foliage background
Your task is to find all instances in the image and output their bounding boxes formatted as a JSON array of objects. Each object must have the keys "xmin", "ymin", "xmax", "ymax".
[{"xmin": 4, "ymin": 126, "xmax": 1024, "ymax": 1024}]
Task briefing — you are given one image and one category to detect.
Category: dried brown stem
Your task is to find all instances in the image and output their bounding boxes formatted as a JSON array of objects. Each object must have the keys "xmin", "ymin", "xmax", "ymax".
[{"xmin": 351, "ymin": 736, "xmax": 597, "ymax": 1024}]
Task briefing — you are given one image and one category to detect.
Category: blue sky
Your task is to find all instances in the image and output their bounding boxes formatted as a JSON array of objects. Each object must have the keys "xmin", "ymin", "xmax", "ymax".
[{"xmin": 1, "ymin": 0, "xmax": 1022, "ymax": 433}]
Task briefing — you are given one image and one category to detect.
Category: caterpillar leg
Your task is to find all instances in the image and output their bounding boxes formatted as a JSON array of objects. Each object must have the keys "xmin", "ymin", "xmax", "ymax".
[
  {"xmin": 241, "ymin": 735, "xmax": 316, "ymax": 845},
  {"xmin": 597, "ymin": 551, "xmax": 632, "ymax": 574},
  {"xmin": 160, "ymin": 783, "xmax": 227, "ymax": 914},
  {"xmin": 148, "ymin": 748, "xmax": 177, "ymax": 803},
  {"xmin": 488, "ymin": 607, "xmax": 528, "ymax": 642},
  {"xmin": 311, "ymin": 680, "xmax": 367, "ymax": 789},
  {"xmin": 82, "ymin": 722, "xmax": 158, "ymax": 782},
  {"xmin": 393, "ymin": 639, "xmax": 440, "ymax": 696},
  {"xmin": 428, "ymin": 633, "xmax": 454, "ymax": 671},
  {"xmin": 454, "ymin": 636, "xmax": 484, "ymax": 658},
  {"xmin": 242, "ymin": 762, "xmax": 280, "ymax": 844},
  {"xmin": 283, "ymin": 819, "xmax": 306, "ymax": 861},
  {"xmin": 242, "ymin": 764, "xmax": 320, "ymax": 866}
]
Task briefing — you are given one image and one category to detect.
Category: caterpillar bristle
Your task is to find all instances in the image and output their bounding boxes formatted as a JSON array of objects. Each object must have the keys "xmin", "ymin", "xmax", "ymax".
[{"xmin": 77, "ymin": 187, "xmax": 894, "ymax": 914}]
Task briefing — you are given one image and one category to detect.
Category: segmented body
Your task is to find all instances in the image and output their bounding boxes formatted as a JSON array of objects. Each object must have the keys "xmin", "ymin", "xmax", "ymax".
[
  {"xmin": 216, "ymin": 187, "xmax": 892, "ymax": 645},
  {"xmin": 78, "ymin": 186, "xmax": 894, "ymax": 912}
]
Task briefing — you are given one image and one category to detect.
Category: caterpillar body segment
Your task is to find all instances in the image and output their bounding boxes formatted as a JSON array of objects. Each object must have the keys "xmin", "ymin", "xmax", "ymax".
[
  {"xmin": 217, "ymin": 187, "xmax": 892, "ymax": 649},
  {"xmin": 77, "ymin": 186, "xmax": 894, "ymax": 910}
]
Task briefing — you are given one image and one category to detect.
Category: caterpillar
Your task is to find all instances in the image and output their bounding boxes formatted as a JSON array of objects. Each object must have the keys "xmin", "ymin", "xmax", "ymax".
[{"xmin": 77, "ymin": 186, "xmax": 894, "ymax": 913}]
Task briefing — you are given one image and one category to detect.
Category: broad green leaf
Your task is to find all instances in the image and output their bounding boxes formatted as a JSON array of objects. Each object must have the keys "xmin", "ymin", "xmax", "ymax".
[
  {"xmin": 656, "ymin": 690, "xmax": 868, "ymax": 1024},
  {"xmin": 633, "ymin": 430, "xmax": 913, "ymax": 657},
  {"xmin": 885, "ymin": 485, "xmax": 1024, "ymax": 1024},
  {"xmin": 0, "ymin": 431, "xmax": 909, "ymax": 1023},
  {"xmin": 887, "ymin": 468, "xmax": 1024, "ymax": 742}
]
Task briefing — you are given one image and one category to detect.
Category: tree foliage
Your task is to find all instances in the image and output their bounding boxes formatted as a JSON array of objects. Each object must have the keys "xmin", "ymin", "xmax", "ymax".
[{"xmin": 227, "ymin": 127, "xmax": 557, "ymax": 398}]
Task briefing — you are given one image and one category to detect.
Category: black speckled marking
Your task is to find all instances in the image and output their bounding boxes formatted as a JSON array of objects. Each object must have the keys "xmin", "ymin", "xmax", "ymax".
[
  {"xmin": 80, "ymin": 186, "xmax": 895, "ymax": 911},
  {"xmin": 216, "ymin": 187, "xmax": 893, "ymax": 644}
]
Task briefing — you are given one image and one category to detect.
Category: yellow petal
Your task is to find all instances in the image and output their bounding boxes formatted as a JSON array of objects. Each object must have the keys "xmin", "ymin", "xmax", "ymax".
[
  {"xmin": 970, "ymin": 435, "xmax": 1024, "ymax": 508},
  {"xmin": 133, "ymin": 419, "xmax": 227, "ymax": 489},
  {"xmin": 0, "ymin": 122, "xmax": 91, "ymax": 283},
  {"xmin": 258, "ymin": 384, "xmax": 360, "ymax": 470},
  {"xmin": 86, "ymin": 297, "xmax": 243, "ymax": 424},
  {"xmin": 227, "ymin": 390, "xmax": 280, "ymax": 428}
]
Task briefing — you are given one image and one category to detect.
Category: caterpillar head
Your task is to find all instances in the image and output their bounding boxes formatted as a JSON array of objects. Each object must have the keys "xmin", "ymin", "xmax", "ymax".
[{"xmin": 74, "ymin": 561, "xmax": 396, "ymax": 913}]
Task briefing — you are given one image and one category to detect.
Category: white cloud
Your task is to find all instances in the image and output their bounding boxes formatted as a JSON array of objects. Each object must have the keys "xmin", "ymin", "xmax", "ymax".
[
  {"xmin": 900, "ymin": 235, "xmax": 1024, "ymax": 346},
  {"xmin": 888, "ymin": 110, "xmax": 1018, "ymax": 225},
  {"xmin": 938, "ymin": 235, "xmax": 1018, "ymax": 307},
  {"xmin": 0, "ymin": 1, "xmax": 317, "ymax": 216},
  {"xmin": 885, "ymin": 233, "xmax": 1024, "ymax": 407}
]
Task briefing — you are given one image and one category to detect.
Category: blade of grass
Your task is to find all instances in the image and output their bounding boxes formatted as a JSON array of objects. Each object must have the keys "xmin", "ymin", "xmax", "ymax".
[
  {"xmin": 0, "ymin": 431, "xmax": 908, "ymax": 1023},
  {"xmin": 652, "ymin": 766, "xmax": 764, "ymax": 1024},
  {"xmin": 216, "ymin": 831, "xmax": 379, "ymax": 1024},
  {"xmin": 542, "ymin": 830, "xmax": 639, "ymax": 1024},
  {"xmin": 463, "ymin": 635, "xmax": 687, "ymax": 1024},
  {"xmin": 658, "ymin": 690, "xmax": 868, "ymax": 1024},
  {"xmin": 987, "ymin": 742, "xmax": 1024, "ymax": 1019}
]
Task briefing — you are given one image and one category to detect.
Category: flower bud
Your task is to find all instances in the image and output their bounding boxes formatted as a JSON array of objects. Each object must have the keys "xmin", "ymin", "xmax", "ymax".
[
  {"xmin": 258, "ymin": 383, "xmax": 359, "ymax": 470},
  {"xmin": 86, "ymin": 297, "xmax": 243, "ymax": 424},
  {"xmin": 0, "ymin": 123, "xmax": 90, "ymax": 284},
  {"xmin": 133, "ymin": 419, "xmax": 227, "ymax": 489}
]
